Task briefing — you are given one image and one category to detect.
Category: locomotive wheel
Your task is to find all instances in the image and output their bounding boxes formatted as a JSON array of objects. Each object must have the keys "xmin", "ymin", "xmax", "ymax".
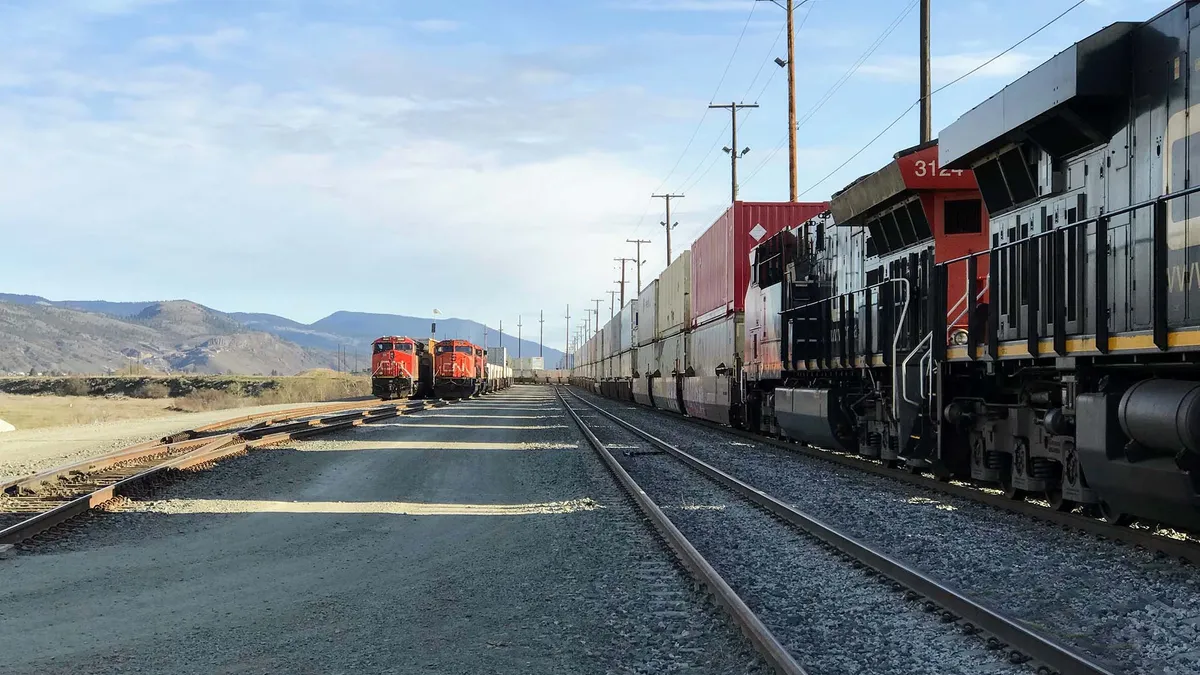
[
  {"xmin": 1098, "ymin": 502, "xmax": 1133, "ymax": 527},
  {"xmin": 1046, "ymin": 487, "xmax": 1072, "ymax": 512},
  {"xmin": 1000, "ymin": 472, "xmax": 1023, "ymax": 500}
]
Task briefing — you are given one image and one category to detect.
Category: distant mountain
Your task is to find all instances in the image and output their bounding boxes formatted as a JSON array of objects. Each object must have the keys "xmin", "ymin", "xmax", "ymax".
[
  {"xmin": 0, "ymin": 293, "xmax": 567, "ymax": 373},
  {"xmin": 0, "ymin": 300, "xmax": 337, "ymax": 376},
  {"xmin": 0, "ymin": 293, "xmax": 156, "ymax": 317}
]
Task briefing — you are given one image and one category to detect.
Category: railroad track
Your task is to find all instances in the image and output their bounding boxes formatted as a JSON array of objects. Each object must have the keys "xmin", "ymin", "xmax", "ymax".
[
  {"xmin": 585, "ymin": 390, "xmax": 1200, "ymax": 566},
  {"xmin": 557, "ymin": 386, "xmax": 1114, "ymax": 675},
  {"xmin": 0, "ymin": 396, "xmax": 463, "ymax": 548}
]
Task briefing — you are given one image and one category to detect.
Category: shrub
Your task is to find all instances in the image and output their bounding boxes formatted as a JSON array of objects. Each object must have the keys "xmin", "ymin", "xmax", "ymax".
[
  {"xmin": 61, "ymin": 378, "xmax": 91, "ymax": 397},
  {"xmin": 132, "ymin": 382, "xmax": 171, "ymax": 399},
  {"xmin": 172, "ymin": 389, "xmax": 246, "ymax": 412}
]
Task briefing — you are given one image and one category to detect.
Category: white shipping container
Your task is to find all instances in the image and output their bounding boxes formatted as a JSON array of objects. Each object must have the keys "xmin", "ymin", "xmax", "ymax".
[
  {"xmin": 637, "ymin": 280, "xmax": 659, "ymax": 346},
  {"xmin": 619, "ymin": 350, "xmax": 633, "ymax": 379},
  {"xmin": 638, "ymin": 343, "xmax": 660, "ymax": 376},
  {"xmin": 658, "ymin": 332, "xmax": 689, "ymax": 375},
  {"xmin": 619, "ymin": 301, "xmax": 637, "ymax": 353},
  {"xmin": 689, "ymin": 313, "xmax": 744, "ymax": 376},
  {"xmin": 605, "ymin": 311, "xmax": 623, "ymax": 358},
  {"xmin": 657, "ymin": 250, "xmax": 692, "ymax": 338},
  {"xmin": 511, "ymin": 356, "xmax": 544, "ymax": 371}
]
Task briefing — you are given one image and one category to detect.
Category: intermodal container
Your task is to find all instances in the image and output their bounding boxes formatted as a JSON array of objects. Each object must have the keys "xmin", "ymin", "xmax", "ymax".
[
  {"xmin": 657, "ymin": 250, "xmax": 692, "ymax": 337},
  {"xmin": 619, "ymin": 301, "xmax": 637, "ymax": 353},
  {"xmin": 690, "ymin": 201, "xmax": 828, "ymax": 326},
  {"xmin": 618, "ymin": 349, "xmax": 633, "ymax": 379},
  {"xmin": 637, "ymin": 342, "xmax": 659, "ymax": 376},
  {"xmin": 689, "ymin": 313, "xmax": 743, "ymax": 376},
  {"xmin": 637, "ymin": 280, "xmax": 659, "ymax": 346},
  {"xmin": 658, "ymin": 332, "xmax": 688, "ymax": 376}
]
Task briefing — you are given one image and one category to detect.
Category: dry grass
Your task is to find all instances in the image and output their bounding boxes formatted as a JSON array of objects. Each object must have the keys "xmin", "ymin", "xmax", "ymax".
[
  {"xmin": 0, "ymin": 393, "xmax": 176, "ymax": 430},
  {"xmin": 170, "ymin": 375, "xmax": 370, "ymax": 412}
]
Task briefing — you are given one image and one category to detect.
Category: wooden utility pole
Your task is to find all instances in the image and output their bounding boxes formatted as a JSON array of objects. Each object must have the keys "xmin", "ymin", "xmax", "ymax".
[
  {"xmin": 539, "ymin": 310, "xmax": 544, "ymax": 357},
  {"xmin": 786, "ymin": 0, "xmax": 798, "ymax": 201},
  {"xmin": 625, "ymin": 239, "xmax": 651, "ymax": 292},
  {"xmin": 499, "ymin": 319, "xmax": 503, "ymax": 350},
  {"xmin": 709, "ymin": 102, "xmax": 759, "ymax": 202},
  {"xmin": 517, "ymin": 315, "xmax": 522, "ymax": 358},
  {"xmin": 592, "ymin": 299, "xmax": 603, "ymax": 331},
  {"xmin": 564, "ymin": 305, "xmax": 570, "ymax": 369},
  {"xmin": 606, "ymin": 289, "xmax": 619, "ymax": 318},
  {"xmin": 651, "ymin": 193, "xmax": 683, "ymax": 266},
  {"xmin": 614, "ymin": 257, "xmax": 635, "ymax": 308},
  {"xmin": 919, "ymin": 0, "xmax": 931, "ymax": 143}
]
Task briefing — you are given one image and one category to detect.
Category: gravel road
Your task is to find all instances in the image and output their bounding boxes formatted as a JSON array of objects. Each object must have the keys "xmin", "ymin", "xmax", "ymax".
[
  {"xmin": 566, "ymin": 392, "xmax": 1031, "ymax": 675},
  {"xmin": 0, "ymin": 399, "xmax": 347, "ymax": 484},
  {"xmin": 573, "ymin": 388, "xmax": 1200, "ymax": 675},
  {"xmin": 0, "ymin": 386, "xmax": 766, "ymax": 675}
]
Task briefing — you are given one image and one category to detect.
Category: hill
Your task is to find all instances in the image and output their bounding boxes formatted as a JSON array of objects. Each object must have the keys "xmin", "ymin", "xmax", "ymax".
[
  {"xmin": 0, "ymin": 300, "xmax": 337, "ymax": 376},
  {"xmin": 1, "ymin": 293, "xmax": 568, "ymax": 372}
]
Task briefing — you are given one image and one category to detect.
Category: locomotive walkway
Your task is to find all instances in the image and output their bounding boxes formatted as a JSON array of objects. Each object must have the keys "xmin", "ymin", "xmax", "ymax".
[{"xmin": 0, "ymin": 387, "xmax": 757, "ymax": 675}]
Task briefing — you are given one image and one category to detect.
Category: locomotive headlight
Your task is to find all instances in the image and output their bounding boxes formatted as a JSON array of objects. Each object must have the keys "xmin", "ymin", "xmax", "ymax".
[{"xmin": 951, "ymin": 329, "xmax": 969, "ymax": 346}]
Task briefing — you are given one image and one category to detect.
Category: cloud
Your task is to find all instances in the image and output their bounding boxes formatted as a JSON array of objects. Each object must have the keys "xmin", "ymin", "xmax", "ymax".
[
  {"xmin": 613, "ymin": 0, "xmax": 753, "ymax": 11},
  {"xmin": 856, "ymin": 51, "xmax": 1043, "ymax": 84},
  {"xmin": 411, "ymin": 19, "xmax": 460, "ymax": 33},
  {"xmin": 0, "ymin": 15, "xmax": 687, "ymax": 339},
  {"xmin": 137, "ymin": 27, "xmax": 249, "ymax": 58}
]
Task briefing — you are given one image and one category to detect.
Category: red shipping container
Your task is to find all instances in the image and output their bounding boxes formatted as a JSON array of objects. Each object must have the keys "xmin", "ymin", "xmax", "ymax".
[{"xmin": 690, "ymin": 201, "xmax": 829, "ymax": 325}]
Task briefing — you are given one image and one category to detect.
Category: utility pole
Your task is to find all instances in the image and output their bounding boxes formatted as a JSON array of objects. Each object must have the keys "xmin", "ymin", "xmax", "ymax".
[
  {"xmin": 517, "ymin": 315, "xmax": 523, "ymax": 359},
  {"xmin": 606, "ymin": 289, "xmax": 619, "ymax": 318},
  {"xmin": 592, "ymin": 299, "xmax": 603, "ymax": 332},
  {"xmin": 539, "ymin": 310, "xmax": 544, "ymax": 358},
  {"xmin": 920, "ymin": 0, "xmax": 931, "ymax": 143},
  {"xmin": 564, "ymin": 304, "xmax": 570, "ymax": 370},
  {"xmin": 499, "ymin": 319, "xmax": 503, "ymax": 351},
  {"xmin": 614, "ymin": 257, "xmax": 635, "ymax": 308},
  {"xmin": 710, "ymin": 102, "xmax": 759, "ymax": 203},
  {"xmin": 651, "ymin": 193, "xmax": 683, "ymax": 266},
  {"xmin": 787, "ymin": 0, "xmax": 798, "ymax": 200},
  {"xmin": 626, "ymin": 239, "xmax": 651, "ymax": 292},
  {"xmin": 584, "ymin": 310, "xmax": 593, "ymax": 337}
]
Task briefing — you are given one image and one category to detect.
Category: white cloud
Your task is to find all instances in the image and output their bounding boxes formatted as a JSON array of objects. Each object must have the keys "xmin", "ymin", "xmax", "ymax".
[
  {"xmin": 0, "ymin": 26, "xmax": 682, "ymax": 341},
  {"xmin": 856, "ymin": 51, "xmax": 1043, "ymax": 84},
  {"xmin": 137, "ymin": 27, "xmax": 249, "ymax": 58}
]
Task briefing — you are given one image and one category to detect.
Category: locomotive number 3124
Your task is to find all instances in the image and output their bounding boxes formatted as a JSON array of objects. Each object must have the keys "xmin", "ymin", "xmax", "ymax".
[{"xmin": 912, "ymin": 159, "xmax": 963, "ymax": 177}]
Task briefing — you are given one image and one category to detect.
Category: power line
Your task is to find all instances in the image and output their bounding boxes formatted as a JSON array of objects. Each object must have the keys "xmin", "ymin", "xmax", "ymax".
[
  {"xmin": 645, "ymin": 0, "xmax": 759, "ymax": 198},
  {"xmin": 741, "ymin": 0, "xmax": 918, "ymax": 187},
  {"xmin": 797, "ymin": 0, "xmax": 1090, "ymax": 199}
]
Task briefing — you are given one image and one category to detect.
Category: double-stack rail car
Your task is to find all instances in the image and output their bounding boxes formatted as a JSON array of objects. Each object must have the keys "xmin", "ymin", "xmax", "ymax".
[
  {"xmin": 371, "ymin": 336, "xmax": 433, "ymax": 400},
  {"xmin": 572, "ymin": 1, "xmax": 1200, "ymax": 532}
]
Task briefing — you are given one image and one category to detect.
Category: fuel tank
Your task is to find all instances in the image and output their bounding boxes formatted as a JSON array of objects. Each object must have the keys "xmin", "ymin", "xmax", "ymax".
[{"xmin": 775, "ymin": 388, "xmax": 858, "ymax": 452}]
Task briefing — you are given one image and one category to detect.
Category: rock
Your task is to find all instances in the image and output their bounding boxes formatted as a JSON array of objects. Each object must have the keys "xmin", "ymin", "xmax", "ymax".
[{"xmin": 0, "ymin": 418, "xmax": 14, "ymax": 433}]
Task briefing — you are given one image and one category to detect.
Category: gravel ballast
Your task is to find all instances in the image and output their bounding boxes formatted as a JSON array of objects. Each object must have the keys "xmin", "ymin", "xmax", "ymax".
[
  {"xmin": 567, "ymin": 392, "xmax": 1032, "ymax": 675},
  {"xmin": 574, "ymin": 388, "xmax": 1200, "ymax": 675},
  {"xmin": 0, "ymin": 386, "xmax": 765, "ymax": 675}
]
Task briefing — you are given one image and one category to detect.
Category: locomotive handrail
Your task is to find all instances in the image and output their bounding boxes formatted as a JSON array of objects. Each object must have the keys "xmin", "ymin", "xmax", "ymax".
[
  {"xmin": 890, "ymin": 277, "xmax": 912, "ymax": 421},
  {"xmin": 936, "ymin": 181, "xmax": 1200, "ymax": 268},
  {"xmin": 946, "ymin": 284, "xmax": 989, "ymax": 336},
  {"xmin": 900, "ymin": 330, "xmax": 932, "ymax": 407}
]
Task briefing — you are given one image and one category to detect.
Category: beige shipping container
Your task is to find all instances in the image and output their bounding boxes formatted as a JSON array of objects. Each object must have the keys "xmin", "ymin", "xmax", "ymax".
[
  {"xmin": 658, "ymin": 332, "xmax": 689, "ymax": 376},
  {"xmin": 656, "ymin": 250, "xmax": 692, "ymax": 338}
]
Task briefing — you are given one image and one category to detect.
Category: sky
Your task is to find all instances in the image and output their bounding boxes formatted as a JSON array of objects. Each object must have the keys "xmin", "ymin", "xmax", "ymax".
[{"xmin": 0, "ymin": 0, "xmax": 1174, "ymax": 349}]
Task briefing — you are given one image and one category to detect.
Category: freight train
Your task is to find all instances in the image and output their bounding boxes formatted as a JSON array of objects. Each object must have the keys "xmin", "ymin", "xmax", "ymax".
[
  {"xmin": 572, "ymin": 2, "xmax": 1200, "ymax": 532},
  {"xmin": 372, "ymin": 337, "xmax": 512, "ymax": 400}
]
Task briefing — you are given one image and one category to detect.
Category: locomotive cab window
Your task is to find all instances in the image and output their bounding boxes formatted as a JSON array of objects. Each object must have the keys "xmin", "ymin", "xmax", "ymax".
[
  {"xmin": 435, "ymin": 345, "xmax": 451, "ymax": 354},
  {"xmin": 374, "ymin": 342, "xmax": 393, "ymax": 353},
  {"xmin": 455, "ymin": 346, "xmax": 473, "ymax": 354},
  {"xmin": 943, "ymin": 199, "xmax": 982, "ymax": 234},
  {"xmin": 395, "ymin": 343, "xmax": 413, "ymax": 353}
]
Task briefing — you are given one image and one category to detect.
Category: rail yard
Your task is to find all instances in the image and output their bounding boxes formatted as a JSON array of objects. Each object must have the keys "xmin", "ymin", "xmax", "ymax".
[{"xmin": 8, "ymin": 2, "xmax": 1200, "ymax": 675}]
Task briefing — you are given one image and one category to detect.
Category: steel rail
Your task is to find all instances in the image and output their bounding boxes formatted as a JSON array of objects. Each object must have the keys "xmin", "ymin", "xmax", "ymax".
[
  {"xmin": 567, "ymin": 388, "xmax": 1116, "ymax": 675},
  {"xmin": 555, "ymin": 387, "xmax": 808, "ymax": 675},
  {"xmin": 610, "ymin": 386, "xmax": 1200, "ymax": 565},
  {"xmin": 0, "ymin": 397, "xmax": 456, "ymax": 546}
]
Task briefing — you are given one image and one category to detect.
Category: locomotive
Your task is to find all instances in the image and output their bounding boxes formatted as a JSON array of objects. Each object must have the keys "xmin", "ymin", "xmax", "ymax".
[
  {"xmin": 370, "ymin": 336, "xmax": 432, "ymax": 400},
  {"xmin": 372, "ymin": 336, "xmax": 511, "ymax": 401},
  {"xmin": 574, "ymin": 2, "xmax": 1200, "ymax": 532}
]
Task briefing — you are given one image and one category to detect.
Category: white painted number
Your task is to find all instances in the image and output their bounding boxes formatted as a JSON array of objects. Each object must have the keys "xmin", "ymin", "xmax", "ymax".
[{"xmin": 913, "ymin": 159, "xmax": 963, "ymax": 177}]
